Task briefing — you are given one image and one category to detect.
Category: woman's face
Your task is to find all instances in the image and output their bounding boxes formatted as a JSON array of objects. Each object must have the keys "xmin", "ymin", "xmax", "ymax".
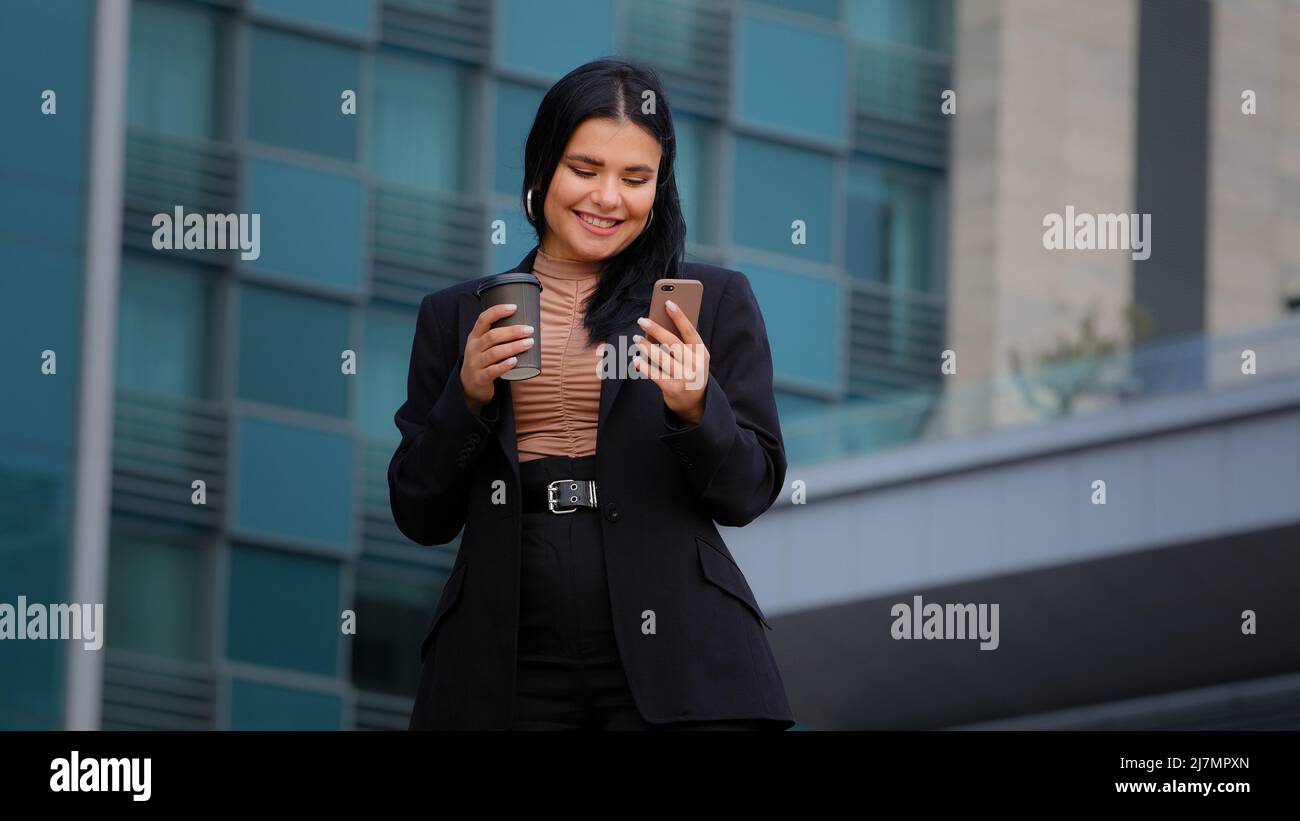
[{"xmin": 538, "ymin": 116, "xmax": 662, "ymax": 262}]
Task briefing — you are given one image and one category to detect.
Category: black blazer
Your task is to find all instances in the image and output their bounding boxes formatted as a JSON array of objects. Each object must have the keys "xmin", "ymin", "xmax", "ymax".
[{"xmin": 389, "ymin": 245, "xmax": 795, "ymax": 729}]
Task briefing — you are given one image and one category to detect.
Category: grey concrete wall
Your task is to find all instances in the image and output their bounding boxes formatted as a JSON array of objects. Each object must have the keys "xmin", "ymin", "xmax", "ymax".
[
  {"xmin": 1206, "ymin": 0, "xmax": 1300, "ymax": 331},
  {"xmin": 947, "ymin": 0, "xmax": 1140, "ymax": 427},
  {"xmin": 726, "ymin": 373, "xmax": 1300, "ymax": 619}
]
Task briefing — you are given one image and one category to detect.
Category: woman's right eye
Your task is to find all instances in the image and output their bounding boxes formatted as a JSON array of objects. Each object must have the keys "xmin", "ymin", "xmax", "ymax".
[{"xmin": 571, "ymin": 167, "xmax": 596, "ymax": 178}]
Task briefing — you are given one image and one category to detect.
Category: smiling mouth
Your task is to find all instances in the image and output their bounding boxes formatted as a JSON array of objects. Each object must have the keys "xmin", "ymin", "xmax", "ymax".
[{"xmin": 573, "ymin": 210, "xmax": 624, "ymax": 229}]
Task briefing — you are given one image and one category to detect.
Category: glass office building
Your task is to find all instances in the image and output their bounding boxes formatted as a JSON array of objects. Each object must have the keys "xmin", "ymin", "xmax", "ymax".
[
  {"xmin": 8, "ymin": 0, "xmax": 1300, "ymax": 733},
  {"xmin": 1, "ymin": 0, "xmax": 952, "ymax": 729}
]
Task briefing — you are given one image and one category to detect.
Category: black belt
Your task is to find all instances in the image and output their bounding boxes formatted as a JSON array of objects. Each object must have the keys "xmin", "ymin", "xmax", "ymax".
[{"xmin": 522, "ymin": 477, "xmax": 600, "ymax": 514}]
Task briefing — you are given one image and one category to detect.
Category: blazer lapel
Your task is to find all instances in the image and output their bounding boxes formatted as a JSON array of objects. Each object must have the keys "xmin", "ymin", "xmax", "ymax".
[
  {"xmin": 457, "ymin": 244, "xmax": 645, "ymax": 489},
  {"xmin": 597, "ymin": 317, "xmax": 644, "ymax": 431}
]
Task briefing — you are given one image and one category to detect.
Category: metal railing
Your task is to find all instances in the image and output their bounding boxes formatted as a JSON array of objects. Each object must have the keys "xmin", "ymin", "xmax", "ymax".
[
  {"xmin": 100, "ymin": 649, "xmax": 217, "ymax": 730},
  {"xmin": 122, "ymin": 128, "xmax": 239, "ymax": 260},
  {"xmin": 623, "ymin": 0, "xmax": 732, "ymax": 116},
  {"xmin": 381, "ymin": 0, "xmax": 493, "ymax": 64},
  {"xmin": 783, "ymin": 315, "xmax": 1300, "ymax": 467},
  {"xmin": 370, "ymin": 181, "xmax": 487, "ymax": 306},
  {"xmin": 111, "ymin": 388, "xmax": 228, "ymax": 529},
  {"xmin": 851, "ymin": 39, "xmax": 951, "ymax": 166},
  {"xmin": 847, "ymin": 278, "xmax": 947, "ymax": 396}
]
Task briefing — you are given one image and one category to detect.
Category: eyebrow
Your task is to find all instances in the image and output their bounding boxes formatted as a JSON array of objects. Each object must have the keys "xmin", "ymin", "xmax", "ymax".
[{"xmin": 564, "ymin": 153, "xmax": 657, "ymax": 174}]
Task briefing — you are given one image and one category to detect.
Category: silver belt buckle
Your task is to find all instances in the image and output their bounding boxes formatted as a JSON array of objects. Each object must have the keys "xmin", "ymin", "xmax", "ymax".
[{"xmin": 547, "ymin": 479, "xmax": 597, "ymax": 514}]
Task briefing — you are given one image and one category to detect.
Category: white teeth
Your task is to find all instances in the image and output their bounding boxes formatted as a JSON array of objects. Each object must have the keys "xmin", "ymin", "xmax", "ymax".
[{"xmin": 578, "ymin": 212, "xmax": 618, "ymax": 228}]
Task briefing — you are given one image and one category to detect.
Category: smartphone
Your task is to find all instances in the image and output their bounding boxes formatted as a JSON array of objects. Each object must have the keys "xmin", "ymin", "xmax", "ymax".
[{"xmin": 648, "ymin": 278, "xmax": 703, "ymax": 338}]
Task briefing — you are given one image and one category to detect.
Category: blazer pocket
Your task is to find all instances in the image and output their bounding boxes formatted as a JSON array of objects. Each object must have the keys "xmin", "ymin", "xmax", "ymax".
[
  {"xmin": 695, "ymin": 536, "xmax": 773, "ymax": 630},
  {"xmin": 419, "ymin": 562, "xmax": 467, "ymax": 663}
]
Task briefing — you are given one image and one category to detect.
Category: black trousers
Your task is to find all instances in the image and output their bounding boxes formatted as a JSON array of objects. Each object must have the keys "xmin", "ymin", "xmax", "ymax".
[{"xmin": 511, "ymin": 454, "xmax": 777, "ymax": 731}]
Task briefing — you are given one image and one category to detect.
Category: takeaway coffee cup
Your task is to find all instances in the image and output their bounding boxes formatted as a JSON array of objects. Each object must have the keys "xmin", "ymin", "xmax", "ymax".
[{"xmin": 474, "ymin": 273, "xmax": 543, "ymax": 380}]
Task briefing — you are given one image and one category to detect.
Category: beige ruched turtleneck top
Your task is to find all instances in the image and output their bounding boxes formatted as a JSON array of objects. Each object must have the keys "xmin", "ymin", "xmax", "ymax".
[{"xmin": 510, "ymin": 248, "xmax": 605, "ymax": 462}]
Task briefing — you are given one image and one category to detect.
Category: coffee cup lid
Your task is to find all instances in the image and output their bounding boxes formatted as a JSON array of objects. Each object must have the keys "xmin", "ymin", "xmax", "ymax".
[{"xmin": 475, "ymin": 272, "xmax": 543, "ymax": 298}]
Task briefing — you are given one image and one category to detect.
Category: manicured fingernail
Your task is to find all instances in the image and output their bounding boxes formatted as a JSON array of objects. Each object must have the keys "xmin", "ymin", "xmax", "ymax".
[
  {"xmin": 633, "ymin": 334, "xmax": 644, "ymax": 343},
  {"xmin": 666, "ymin": 299, "xmax": 677, "ymax": 311},
  {"xmin": 637, "ymin": 317, "xmax": 650, "ymax": 328},
  {"xmin": 505, "ymin": 303, "xmax": 517, "ymax": 310},
  {"xmin": 522, "ymin": 325, "xmax": 534, "ymax": 333}
]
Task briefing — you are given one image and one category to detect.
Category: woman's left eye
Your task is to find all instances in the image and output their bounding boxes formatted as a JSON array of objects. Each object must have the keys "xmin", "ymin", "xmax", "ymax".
[{"xmin": 571, "ymin": 167, "xmax": 649, "ymax": 186}]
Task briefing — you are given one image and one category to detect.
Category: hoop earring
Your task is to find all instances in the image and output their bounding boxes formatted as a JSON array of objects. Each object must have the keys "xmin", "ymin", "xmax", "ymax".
[
  {"xmin": 526, "ymin": 188, "xmax": 536, "ymax": 222},
  {"xmin": 643, "ymin": 207, "xmax": 654, "ymax": 233}
]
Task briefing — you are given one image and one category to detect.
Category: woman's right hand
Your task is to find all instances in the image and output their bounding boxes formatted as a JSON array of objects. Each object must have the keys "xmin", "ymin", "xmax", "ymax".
[{"xmin": 460, "ymin": 303, "xmax": 535, "ymax": 414}]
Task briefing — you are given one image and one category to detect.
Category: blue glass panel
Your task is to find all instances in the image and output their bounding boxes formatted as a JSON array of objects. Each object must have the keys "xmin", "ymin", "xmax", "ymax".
[
  {"xmin": 845, "ymin": 0, "xmax": 947, "ymax": 50},
  {"xmin": 731, "ymin": 136, "xmax": 835, "ymax": 263},
  {"xmin": 489, "ymin": 206, "xmax": 536, "ymax": 273},
  {"xmin": 246, "ymin": 26, "xmax": 359, "ymax": 161},
  {"xmin": 0, "ymin": 0, "xmax": 91, "ymax": 729},
  {"xmin": 360, "ymin": 305, "xmax": 413, "ymax": 441},
  {"xmin": 128, "ymin": 0, "xmax": 222, "ymax": 139},
  {"xmin": 0, "ymin": 453, "xmax": 71, "ymax": 729},
  {"xmin": 116, "ymin": 256, "xmax": 215, "ymax": 399},
  {"xmin": 0, "ymin": 180, "xmax": 85, "ymax": 250},
  {"xmin": 497, "ymin": 0, "xmax": 613, "ymax": 78},
  {"xmin": 0, "ymin": 243, "xmax": 82, "ymax": 448},
  {"xmin": 237, "ymin": 282, "xmax": 351, "ymax": 417},
  {"xmin": 241, "ymin": 156, "xmax": 363, "ymax": 291},
  {"xmin": 225, "ymin": 544, "xmax": 342, "ymax": 677},
  {"xmin": 493, "ymin": 81, "xmax": 545, "ymax": 195},
  {"xmin": 0, "ymin": 0, "xmax": 92, "ymax": 187},
  {"xmin": 105, "ymin": 535, "xmax": 204, "ymax": 662},
  {"xmin": 775, "ymin": 388, "xmax": 830, "ymax": 423},
  {"xmin": 846, "ymin": 159, "xmax": 944, "ymax": 293},
  {"xmin": 228, "ymin": 678, "xmax": 342, "ymax": 729},
  {"xmin": 234, "ymin": 416, "xmax": 355, "ymax": 552},
  {"xmin": 250, "ymin": 0, "xmax": 372, "ymax": 38},
  {"xmin": 748, "ymin": 0, "xmax": 839, "ymax": 20},
  {"xmin": 674, "ymin": 114, "xmax": 713, "ymax": 246},
  {"xmin": 846, "ymin": 162, "xmax": 884, "ymax": 285},
  {"xmin": 845, "ymin": 192, "xmax": 886, "ymax": 285},
  {"xmin": 744, "ymin": 264, "xmax": 840, "ymax": 390},
  {"xmin": 738, "ymin": 14, "xmax": 845, "ymax": 144},
  {"xmin": 369, "ymin": 52, "xmax": 469, "ymax": 193},
  {"xmin": 350, "ymin": 563, "xmax": 442, "ymax": 697}
]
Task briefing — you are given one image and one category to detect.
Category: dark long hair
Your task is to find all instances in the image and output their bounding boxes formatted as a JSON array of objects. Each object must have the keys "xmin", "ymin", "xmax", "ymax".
[{"xmin": 522, "ymin": 57, "xmax": 687, "ymax": 347}]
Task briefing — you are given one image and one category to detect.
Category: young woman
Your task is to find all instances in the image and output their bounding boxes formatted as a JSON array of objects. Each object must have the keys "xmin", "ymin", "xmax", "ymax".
[{"xmin": 390, "ymin": 58, "xmax": 794, "ymax": 730}]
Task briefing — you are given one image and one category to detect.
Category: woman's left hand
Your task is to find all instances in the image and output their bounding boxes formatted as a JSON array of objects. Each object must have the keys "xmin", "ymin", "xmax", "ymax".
[{"xmin": 632, "ymin": 300, "xmax": 710, "ymax": 427}]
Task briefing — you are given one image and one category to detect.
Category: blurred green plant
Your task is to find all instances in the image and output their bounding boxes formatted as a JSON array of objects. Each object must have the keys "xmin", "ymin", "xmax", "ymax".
[{"xmin": 1007, "ymin": 302, "xmax": 1154, "ymax": 417}]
